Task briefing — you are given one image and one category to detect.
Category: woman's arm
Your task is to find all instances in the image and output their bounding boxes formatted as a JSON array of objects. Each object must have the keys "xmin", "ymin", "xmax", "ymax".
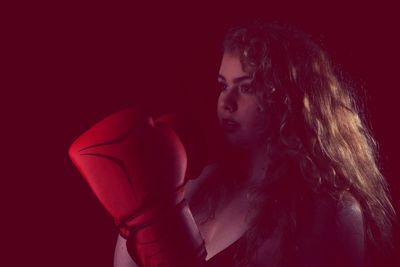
[{"xmin": 114, "ymin": 234, "xmax": 139, "ymax": 267}]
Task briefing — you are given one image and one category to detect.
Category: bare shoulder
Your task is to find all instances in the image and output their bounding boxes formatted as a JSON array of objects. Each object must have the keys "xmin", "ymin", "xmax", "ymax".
[
  {"xmin": 336, "ymin": 190, "xmax": 363, "ymax": 220},
  {"xmin": 184, "ymin": 163, "xmax": 218, "ymax": 202},
  {"xmin": 334, "ymin": 191, "xmax": 365, "ymax": 262},
  {"xmin": 313, "ymin": 190, "xmax": 363, "ymax": 223},
  {"xmin": 297, "ymin": 191, "xmax": 365, "ymax": 267},
  {"xmin": 315, "ymin": 191, "xmax": 365, "ymax": 242}
]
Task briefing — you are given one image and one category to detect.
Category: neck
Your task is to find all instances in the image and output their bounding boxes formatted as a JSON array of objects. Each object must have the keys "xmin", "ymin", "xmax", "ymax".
[
  {"xmin": 228, "ymin": 144, "xmax": 269, "ymax": 187},
  {"xmin": 246, "ymin": 145, "xmax": 269, "ymax": 186},
  {"xmin": 221, "ymin": 142, "xmax": 269, "ymax": 190}
]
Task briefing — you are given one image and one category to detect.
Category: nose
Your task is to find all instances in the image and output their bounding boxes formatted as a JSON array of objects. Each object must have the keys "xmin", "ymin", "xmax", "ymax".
[{"xmin": 220, "ymin": 88, "xmax": 238, "ymax": 113}]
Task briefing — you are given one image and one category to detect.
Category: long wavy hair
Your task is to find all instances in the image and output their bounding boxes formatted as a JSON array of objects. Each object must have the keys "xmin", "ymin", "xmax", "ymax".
[{"xmin": 190, "ymin": 21, "xmax": 396, "ymax": 267}]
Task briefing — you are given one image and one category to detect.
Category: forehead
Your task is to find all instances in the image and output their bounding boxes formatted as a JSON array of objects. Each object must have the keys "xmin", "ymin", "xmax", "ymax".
[{"xmin": 218, "ymin": 52, "xmax": 248, "ymax": 81}]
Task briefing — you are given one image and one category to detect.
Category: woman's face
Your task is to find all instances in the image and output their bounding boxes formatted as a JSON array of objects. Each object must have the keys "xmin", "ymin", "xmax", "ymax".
[{"xmin": 217, "ymin": 52, "xmax": 266, "ymax": 150}]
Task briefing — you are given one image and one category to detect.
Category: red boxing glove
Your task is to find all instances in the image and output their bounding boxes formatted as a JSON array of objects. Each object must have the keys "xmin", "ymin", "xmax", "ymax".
[
  {"xmin": 154, "ymin": 114, "xmax": 206, "ymax": 181},
  {"xmin": 68, "ymin": 108, "xmax": 206, "ymax": 267}
]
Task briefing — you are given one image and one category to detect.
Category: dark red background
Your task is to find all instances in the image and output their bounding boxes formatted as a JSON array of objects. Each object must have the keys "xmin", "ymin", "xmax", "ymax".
[{"xmin": 3, "ymin": 1, "xmax": 399, "ymax": 266}]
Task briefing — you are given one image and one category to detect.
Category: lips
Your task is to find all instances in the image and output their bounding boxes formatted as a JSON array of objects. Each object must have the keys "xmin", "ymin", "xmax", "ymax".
[{"xmin": 221, "ymin": 119, "xmax": 239, "ymax": 131}]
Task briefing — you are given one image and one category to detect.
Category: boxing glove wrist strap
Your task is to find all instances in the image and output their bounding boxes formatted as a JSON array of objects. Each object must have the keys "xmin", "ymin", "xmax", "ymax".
[{"xmin": 126, "ymin": 199, "xmax": 207, "ymax": 267}]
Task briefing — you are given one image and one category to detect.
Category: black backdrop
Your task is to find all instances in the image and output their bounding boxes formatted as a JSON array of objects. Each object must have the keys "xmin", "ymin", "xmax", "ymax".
[{"xmin": 3, "ymin": 1, "xmax": 399, "ymax": 266}]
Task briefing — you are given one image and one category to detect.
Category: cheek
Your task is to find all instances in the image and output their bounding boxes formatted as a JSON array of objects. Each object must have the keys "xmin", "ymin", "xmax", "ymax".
[
  {"xmin": 246, "ymin": 112, "xmax": 268, "ymax": 140},
  {"xmin": 248, "ymin": 112, "xmax": 264, "ymax": 132},
  {"xmin": 243, "ymin": 101, "xmax": 264, "ymax": 128}
]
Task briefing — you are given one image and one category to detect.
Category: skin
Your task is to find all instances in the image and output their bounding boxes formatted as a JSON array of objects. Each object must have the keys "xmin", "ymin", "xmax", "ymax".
[
  {"xmin": 194, "ymin": 52, "xmax": 365, "ymax": 265},
  {"xmin": 186, "ymin": 52, "xmax": 276, "ymax": 260},
  {"xmin": 113, "ymin": 52, "xmax": 365, "ymax": 267},
  {"xmin": 217, "ymin": 52, "xmax": 265, "ymax": 150},
  {"xmin": 112, "ymin": 52, "xmax": 270, "ymax": 267},
  {"xmin": 217, "ymin": 51, "xmax": 269, "ymax": 185}
]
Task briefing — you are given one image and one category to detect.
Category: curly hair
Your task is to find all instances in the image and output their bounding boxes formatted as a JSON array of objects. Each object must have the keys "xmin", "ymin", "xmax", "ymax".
[{"xmin": 190, "ymin": 21, "xmax": 397, "ymax": 267}]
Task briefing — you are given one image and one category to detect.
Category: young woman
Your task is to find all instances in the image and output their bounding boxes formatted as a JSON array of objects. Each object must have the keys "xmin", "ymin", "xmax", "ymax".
[{"xmin": 110, "ymin": 21, "xmax": 396, "ymax": 267}]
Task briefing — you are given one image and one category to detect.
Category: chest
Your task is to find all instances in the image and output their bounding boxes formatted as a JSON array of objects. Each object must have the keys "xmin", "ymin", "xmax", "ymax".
[{"xmin": 191, "ymin": 192, "xmax": 251, "ymax": 260}]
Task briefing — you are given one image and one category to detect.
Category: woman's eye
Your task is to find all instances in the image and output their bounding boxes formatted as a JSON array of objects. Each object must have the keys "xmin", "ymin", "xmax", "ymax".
[
  {"xmin": 240, "ymin": 84, "xmax": 254, "ymax": 94},
  {"xmin": 218, "ymin": 82, "xmax": 228, "ymax": 91}
]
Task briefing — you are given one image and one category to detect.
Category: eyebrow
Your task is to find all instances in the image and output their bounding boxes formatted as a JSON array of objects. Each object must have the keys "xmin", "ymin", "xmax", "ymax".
[{"xmin": 218, "ymin": 74, "xmax": 253, "ymax": 84}]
